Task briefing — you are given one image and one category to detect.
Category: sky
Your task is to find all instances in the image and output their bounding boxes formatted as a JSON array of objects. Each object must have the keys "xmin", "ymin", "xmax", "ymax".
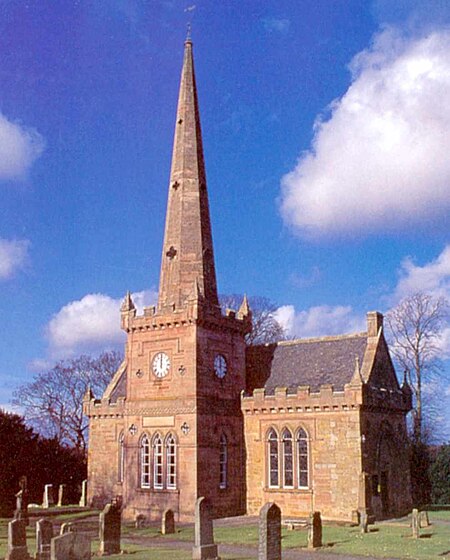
[{"xmin": 1, "ymin": 1, "xmax": 449, "ymax": 440}]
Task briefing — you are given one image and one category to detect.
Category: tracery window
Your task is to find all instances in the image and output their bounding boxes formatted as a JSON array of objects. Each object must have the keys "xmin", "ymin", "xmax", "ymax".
[
  {"xmin": 118, "ymin": 432, "xmax": 125, "ymax": 483},
  {"xmin": 166, "ymin": 433, "xmax": 177, "ymax": 489},
  {"xmin": 140, "ymin": 434, "xmax": 150, "ymax": 488},
  {"xmin": 219, "ymin": 434, "xmax": 227, "ymax": 489},
  {"xmin": 296, "ymin": 428, "xmax": 309, "ymax": 488},
  {"xmin": 267, "ymin": 429, "xmax": 279, "ymax": 488},
  {"xmin": 282, "ymin": 428, "xmax": 294, "ymax": 488},
  {"xmin": 153, "ymin": 433, "xmax": 163, "ymax": 489}
]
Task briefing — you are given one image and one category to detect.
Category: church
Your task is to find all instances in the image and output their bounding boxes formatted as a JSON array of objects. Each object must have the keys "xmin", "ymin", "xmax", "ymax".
[{"xmin": 84, "ymin": 37, "xmax": 413, "ymax": 523}]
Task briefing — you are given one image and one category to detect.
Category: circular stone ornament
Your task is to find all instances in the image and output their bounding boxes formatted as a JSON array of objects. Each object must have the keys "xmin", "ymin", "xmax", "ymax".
[
  {"xmin": 214, "ymin": 354, "xmax": 227, "ymax": 379},
  {"xmin": 152, "ymin": 352, "xmax": 171, "ymax": 378}
]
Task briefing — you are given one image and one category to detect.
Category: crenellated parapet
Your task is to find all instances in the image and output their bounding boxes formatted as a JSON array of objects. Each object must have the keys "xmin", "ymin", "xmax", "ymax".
[
  {"xmin": 121, "ymin": 294, "xmax": 250, "ymax": 337},
  {"xmin": 241, "ymin": 382, "xmax": 364, "ymax": 415},
  {"xmin": 363, "ymin": 384, "xmax": 412, "ymax": 412},
  {"xmin": 83, "ymin": 395, "xmax": 126, "ymax": 418}
]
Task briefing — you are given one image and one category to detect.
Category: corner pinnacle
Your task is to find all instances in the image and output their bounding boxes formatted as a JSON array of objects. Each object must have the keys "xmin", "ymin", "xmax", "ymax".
[{"xmin": 121, "ymin": 291, "xmax": 135, "ymax": 312}]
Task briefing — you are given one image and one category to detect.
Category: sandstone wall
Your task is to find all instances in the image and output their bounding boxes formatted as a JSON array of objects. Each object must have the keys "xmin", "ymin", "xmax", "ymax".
[{"xmin": 243, "ymin": 385, "xmax": 363, "ymax": 521}]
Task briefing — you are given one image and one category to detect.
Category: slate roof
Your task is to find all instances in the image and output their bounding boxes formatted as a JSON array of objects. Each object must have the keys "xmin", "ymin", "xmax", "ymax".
[{"xmin": 246, "ymin": 333, "xmax": 368, "ymax": 394}]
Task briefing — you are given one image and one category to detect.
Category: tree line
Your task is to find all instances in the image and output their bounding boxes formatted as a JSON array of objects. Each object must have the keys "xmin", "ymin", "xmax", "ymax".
[{"xmin": 0, "ymin": 410, "xmax": 86, "ymax": 516}]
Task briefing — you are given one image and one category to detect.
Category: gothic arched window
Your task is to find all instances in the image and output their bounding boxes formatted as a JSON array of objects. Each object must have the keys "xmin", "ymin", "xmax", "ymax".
[
  {"xmin": 296, "ymin": 427, "xmax": 309, "ymax": 488},
  {"xmin": 153, "ymin": 433, "xmax": 163, "ymax": 489},
  {"xmin": 267, "ymin": 429, "xmax": 279, "ymax": 488},
  {"xmin": 282, "ymin": 428, "xmax": 294, "ymax": 488},
  {"xmin": 219, "ymin": 434, "xmax": 228, "ymax": 489},
  {"xmin": 118, "ymin": 432, "xmax": 125, "ymax": 483},
  {"xmin": 140, "ymin": 434, "xmax": 150, "ymax": 488},
  {"xmin": 166, "ymin": 433, "xmax": 177, "ymax": 490}
]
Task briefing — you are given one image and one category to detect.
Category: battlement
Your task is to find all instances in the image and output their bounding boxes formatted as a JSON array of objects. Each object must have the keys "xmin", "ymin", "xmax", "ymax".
[
  {"xmin": 241, "ymin": 381, "xmax": 411, "ymax": 414},
  {"xmin": 121, "ymin": 302, "xmax": 250, "ymax": 336},
  {"xmin": 83, "ymin": 396, "xmax": 126, "ymax": 418},
  {"xmin": 364, "ymin": 384, "xmax": 412, "ymax": 412},
  {"xmin": 241, "ymin": 382, "xmax": 363, "ymax": 414}
]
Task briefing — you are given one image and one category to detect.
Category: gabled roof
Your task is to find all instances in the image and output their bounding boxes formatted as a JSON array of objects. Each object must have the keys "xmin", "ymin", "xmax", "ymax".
[
  {"xmin": 246, "ymin": 333, "xmax": 368, "ymax": 393},
  {"xmin": 102, "ymin": 360, "xmax": 127, "ymax": 403}
]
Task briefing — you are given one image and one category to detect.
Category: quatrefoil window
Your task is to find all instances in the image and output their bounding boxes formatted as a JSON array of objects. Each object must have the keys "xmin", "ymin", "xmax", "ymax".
[
  {"xmin": 172, "ymin": 181, "xmax": 180, "ymax": 190},
  {"xmin": 166, "ymin": 246, "xmax": 177, "ymax": 259}
]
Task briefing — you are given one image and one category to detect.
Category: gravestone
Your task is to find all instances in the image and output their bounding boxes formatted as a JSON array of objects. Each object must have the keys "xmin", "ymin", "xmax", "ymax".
[
  {"xmin": 14, "ymin": 477, "xmax": 29, "ymax": 526},
  {"xmin": 419, "ymin": 510, "xmax": 430, "ymax": 528},
  {"xmin": 42, "ymin": 485, "xmax": 54, "ymax": 509},
  {"xmin": 57, "ymin": 485, "xmax": 66, "ymax": 507},
  {"xmin": 79, "ymin": 480, "xmax": 87, "ymax": 507},
  {"xmin": 412, "ymin": 508, "xmax": 420, "ymax": 539},
  {"xmin": 135, "ymin": 514, "xmax": 145, "ymax": 529},
  {"xmin": 258, "ymin": 502, "xmax": 281, "ymax": 560},
  {"xmin": 99, "ymin": 500, "xmax": 121, "ymax": 555},
  {"xmin": 60, "ymin": 523, "xmax": 75, "ymax": 535},
  {"xmin": 359, "ymin": 510, "xmax": 368, "ymax": 534},
  {"xmin": 192, "ymin": 497, "xmax": 218, "ymax": 560},
  {"xmin": 6, "ymin": 519, "xmax": 30, "ymax": 560},
  {"xmin": 36, "ymin": 518, "xmax": 53, "ymax": 560},
  {"xmin": 307, "ymin": 511, "xmax": 322, "ymax": 549},
  {"xmin": 50, "ymin": 532, "xmax": 91, "ymax": 560},
  {"xmin": 162, "ymin": 508, "xmax": 175, "ymax": 535}
]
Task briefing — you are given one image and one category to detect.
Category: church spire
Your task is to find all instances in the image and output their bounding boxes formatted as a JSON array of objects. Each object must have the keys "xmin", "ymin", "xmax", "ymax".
[{"xmin": 157, "ymin": 38, "xmax": 219, "ymax": 312}]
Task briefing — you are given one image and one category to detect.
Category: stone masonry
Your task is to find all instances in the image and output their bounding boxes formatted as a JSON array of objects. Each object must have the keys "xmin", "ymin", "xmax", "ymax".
[
  {"xmin": 258, "ymin": 503, "xmax": 281, "ymax": 560},
  {"xmin": 192, "ymin": 497, "xmax": 219, "ymax": 560}
]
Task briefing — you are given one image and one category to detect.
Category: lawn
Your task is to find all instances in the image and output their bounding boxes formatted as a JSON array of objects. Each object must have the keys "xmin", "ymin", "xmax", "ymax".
[{"xmin": 0, "ymin": 508, "xmax": 449, "ymax": 560}]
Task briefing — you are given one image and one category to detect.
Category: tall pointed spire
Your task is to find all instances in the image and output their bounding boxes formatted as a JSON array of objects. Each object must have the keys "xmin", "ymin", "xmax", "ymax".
[{"xmin": 157, "ymin": 38, "xmax": 219, "ymax": 312}]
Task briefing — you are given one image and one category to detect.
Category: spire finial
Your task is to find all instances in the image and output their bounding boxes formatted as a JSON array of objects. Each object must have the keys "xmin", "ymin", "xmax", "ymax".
[{"xmin": 186, "ymin": 22, "xmax": 192, "ymax": 43}]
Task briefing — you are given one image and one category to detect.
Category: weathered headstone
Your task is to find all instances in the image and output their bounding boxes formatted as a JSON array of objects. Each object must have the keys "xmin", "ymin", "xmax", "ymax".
[
  {"xmin": 135, "ymin": 514, "xmax": 145, "ymax": 529},
  {"xmin": 359, "ymin": 510, "xmax": 369, "ymax": 534},
  {"xmin": 307, "ymin": 511, "xmax": 322, "ymax": 549},
  {"xmin": 162, "ymin": 508, "xmax": 175, "ymax": 535},
  {"xmin": 59, "ymin": 522, "xmax": 75, "ymax": 535},
  {"xmin": 192, "ymin": 497, "xmax": 218, "ymax": 560},
  {"xmin": 99, "ymin": 500, "xmax": 122, "ymax": 555},
  {"xmin": 14, "ymin": 477, "xmax": 29, "ymax": 526},
  {"xmin": 258, "ymin": 502, "xmax": 281, "ymax": 560},
  {"xmin": 412, "ymin": 508, "xmax": 420, "ymax": 539},
  {"xmin": 57, "ymin": 485, "xmax": 66, "ymax": 507},
  {"xmin": 6, "ymin": 519, "xmax": 30, "ymax": 560},
  {"xmin": 419, "ymin": 510, "xmax": 430, "ymax": 528},
  {"xmin": 79, "ymin": 480, "xmax": 87, "ymax": 507},
  {"xmin": 50, "ymin": 532, "xmax": 91, "ymax": 560},
  {"xmin": 42, "ymin": 485, "xmax": 54, "ymax": 509},
  {"xmin": 36, "ymin": 518, "xmax": 53, "ymax": 560}
]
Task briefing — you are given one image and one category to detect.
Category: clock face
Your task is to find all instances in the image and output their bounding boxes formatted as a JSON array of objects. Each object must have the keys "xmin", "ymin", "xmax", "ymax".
[
  {"xmin": 152, "ymin": 352, "xmax": 170, "ymax": 378},
  {"xmin": 214, "ymin": 354, "xmax": 227, "ymax": 379}
]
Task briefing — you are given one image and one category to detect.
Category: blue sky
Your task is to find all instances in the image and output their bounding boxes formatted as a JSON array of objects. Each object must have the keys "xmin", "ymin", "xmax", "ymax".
[{"xmin": 1, "ymin": 1, "xmax": 449, "ymax": 440}]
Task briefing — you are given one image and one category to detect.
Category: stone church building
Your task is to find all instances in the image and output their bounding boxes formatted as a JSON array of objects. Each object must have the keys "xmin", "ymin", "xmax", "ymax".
[{"xmin": 84, "ymin": 38, "xmax": 413, "ymax": 523}]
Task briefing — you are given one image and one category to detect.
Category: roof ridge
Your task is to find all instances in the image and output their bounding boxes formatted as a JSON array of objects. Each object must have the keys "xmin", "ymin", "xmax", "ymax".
[{"xmin": 274, "ymin": 331, "xmax": 367, "ymax": 347}]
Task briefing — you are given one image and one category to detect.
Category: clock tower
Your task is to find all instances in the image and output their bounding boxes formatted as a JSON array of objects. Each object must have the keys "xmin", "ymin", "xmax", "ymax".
[{"xmin": 86, "ymin": 36, "xmax": 251, "ymax": 522}]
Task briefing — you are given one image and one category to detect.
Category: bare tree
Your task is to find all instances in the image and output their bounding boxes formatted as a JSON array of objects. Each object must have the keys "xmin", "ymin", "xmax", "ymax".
[
  {"xmin": 220, "ymin": 294, "xmax": 287, "ymax": 345},
  {"xmin": 12, "ymin": 351, "xmax": 122, "ymax": 454},
  {"xmin": 385, "ymin": 292, "xmax": 449, "ymax": 442}
]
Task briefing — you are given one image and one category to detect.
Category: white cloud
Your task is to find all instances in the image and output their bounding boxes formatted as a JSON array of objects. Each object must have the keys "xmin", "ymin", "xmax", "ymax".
[
  {"xmin": 0, "ymin": 113, "xmax": 45, "ymax": 180},
  {"xmin": 262, "ymin": 18, "xmax": 290, "ymax": 34},
  {"xmin": 390, "ymin": 244, "xmax": 450, "ymax": 356},
  {"xmin": 0, "ymin": 238, "xmax": 29, "ymax": 279},
  {"xmin": 393, "ymin": 244, "xmax": 450, "ymax": 301},
  {"xmin": 46, "ymin": 289, "xmax": 157, "ymax": 358},
  {"xmin": 275, "ymin": 304, "xmax": 365, "ymax": 339},
  {"xmin": 280, "ymin": 28, "xmax": 450, "ymax": 236}
]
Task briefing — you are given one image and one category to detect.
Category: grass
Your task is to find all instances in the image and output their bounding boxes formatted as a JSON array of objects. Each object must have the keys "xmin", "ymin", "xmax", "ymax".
[{"xmin": 0, "ymin": 508, "xmax": 449, "ymax": 560}]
